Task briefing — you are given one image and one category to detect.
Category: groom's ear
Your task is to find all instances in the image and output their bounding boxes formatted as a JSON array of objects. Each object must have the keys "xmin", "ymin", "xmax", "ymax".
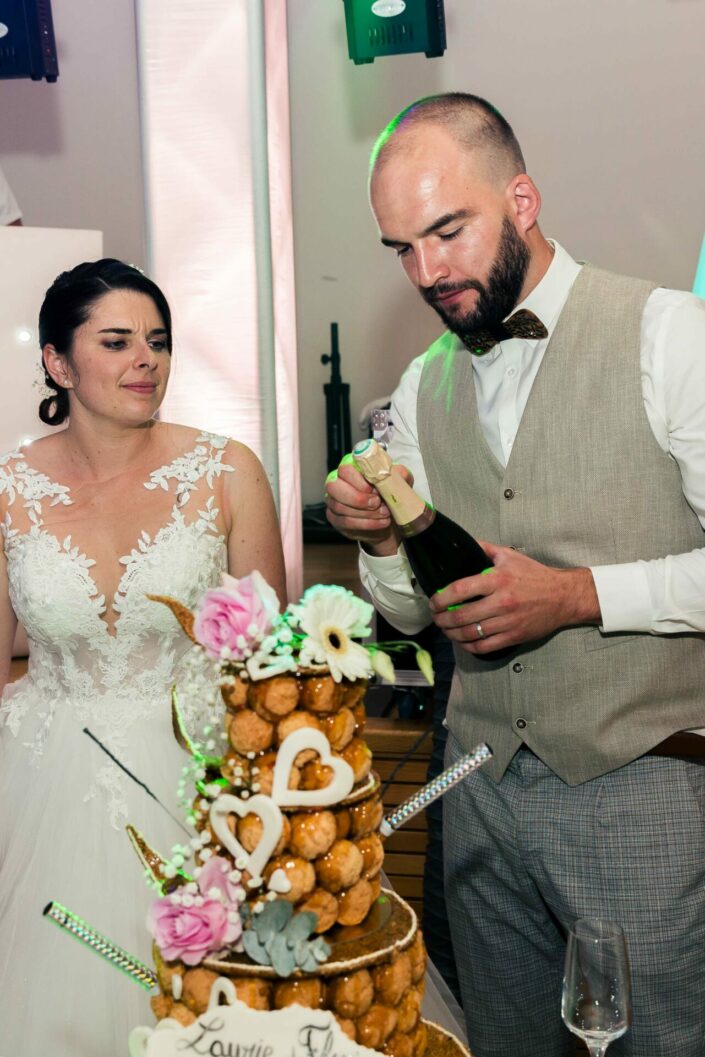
[{"xmin": 506, "ymin": 173, "xmax": 541, "ymax": 234}]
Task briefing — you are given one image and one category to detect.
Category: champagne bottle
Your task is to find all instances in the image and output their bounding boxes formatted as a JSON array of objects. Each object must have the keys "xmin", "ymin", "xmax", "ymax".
[{"xmin": 352, "ymin": 438, "xmax": 511, "ymax": 658}]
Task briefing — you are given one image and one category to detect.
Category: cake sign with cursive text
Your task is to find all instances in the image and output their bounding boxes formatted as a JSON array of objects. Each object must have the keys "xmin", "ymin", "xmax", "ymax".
[{"xmin": 129, "ymin": 994, "xmax": 384, "ymax": 1057}]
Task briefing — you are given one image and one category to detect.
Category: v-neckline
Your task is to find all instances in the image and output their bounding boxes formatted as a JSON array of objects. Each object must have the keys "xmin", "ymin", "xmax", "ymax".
[{"xmin": 10, "ymin": 436, "xmax": 216, "ymax": 641}]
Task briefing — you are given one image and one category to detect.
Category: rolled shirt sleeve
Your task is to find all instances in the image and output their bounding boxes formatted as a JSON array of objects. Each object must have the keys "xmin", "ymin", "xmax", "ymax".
[
  {"xmin": 359, "ymin": 544, "xmax": 431, "ymax": 635},
  {"xmin": 590, "ymin": 289, "xmax": 705, "ymax": 635}
]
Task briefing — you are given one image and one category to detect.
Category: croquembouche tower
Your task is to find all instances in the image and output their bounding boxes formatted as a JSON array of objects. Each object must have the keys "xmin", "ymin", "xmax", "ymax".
[{"xmin": 127, "ymin": 573, "xmax": 476, "ymax": 1057}]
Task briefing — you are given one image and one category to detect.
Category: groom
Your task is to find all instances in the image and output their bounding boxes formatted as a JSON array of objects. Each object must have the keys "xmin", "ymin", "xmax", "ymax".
[{"xmin": 325, "ymin": 91, "xmax": 705, "ymax": 1056}]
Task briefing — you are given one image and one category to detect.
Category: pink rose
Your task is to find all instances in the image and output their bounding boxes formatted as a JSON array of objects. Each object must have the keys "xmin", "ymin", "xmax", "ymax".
[
  {"xmin": 147, "ymin": 896, "xmax": 242, "ymax": 966},
  {"xmin": 197, "ymin": 856, "xmax": 246, "ymax": 905},
  {"xmin": 194, "ymin": 571, "xmax": 280, "ymax": 660}
]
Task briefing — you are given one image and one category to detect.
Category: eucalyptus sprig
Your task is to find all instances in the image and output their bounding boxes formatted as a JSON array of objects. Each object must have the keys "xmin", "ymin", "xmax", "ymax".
[{"xmin": 241, "ymin": 900, "xmax": 331, "ymax": 976}]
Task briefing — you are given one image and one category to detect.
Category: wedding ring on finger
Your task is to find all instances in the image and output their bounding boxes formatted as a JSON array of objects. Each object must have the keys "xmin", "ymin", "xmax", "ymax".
[{"xmin": 475, "ymin": 622, "xmax": 485, "ymax": 640}]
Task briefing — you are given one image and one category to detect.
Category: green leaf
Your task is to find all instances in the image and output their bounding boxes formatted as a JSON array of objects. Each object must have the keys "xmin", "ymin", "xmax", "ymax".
[
  {"xmin": 284, "ymin": 911, "xmax": 317, "ymax": 945},
  {"xmin": 294, "ymin": 938, "xmax": 310, "ymax": 964},
  {"xmin": 297, "ymin": 949, "xmax": 319, "ymax": 973},
  {"xmin": 254, "ymin": 898, "xmax": 293, "ymax": 941},
  {"xmin": 311, "ymin": 937, "xmax": 331, "ymax": 962},
  {"xmin": 242, "ymin": 929, "xmax": 270, "ymax": 966},
  {"xmin": 269, "ymin": 933, "xmax": 296, "ymax": 977}
]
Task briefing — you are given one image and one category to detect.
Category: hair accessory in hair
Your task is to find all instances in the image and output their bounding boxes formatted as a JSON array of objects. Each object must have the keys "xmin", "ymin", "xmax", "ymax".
[{"xmin": 32, "ymin": 362, "xmax": 54, "ymax": 400}]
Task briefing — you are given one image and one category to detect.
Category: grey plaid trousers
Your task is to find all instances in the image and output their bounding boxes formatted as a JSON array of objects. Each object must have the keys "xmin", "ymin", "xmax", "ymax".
[{"xmin": 443, "ymin": 732, "xmax": 705, "ymax": 1057}]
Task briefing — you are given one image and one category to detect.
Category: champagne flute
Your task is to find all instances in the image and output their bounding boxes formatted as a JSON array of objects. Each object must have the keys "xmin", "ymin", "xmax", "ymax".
[{"xmin": 561, "ymin": 917, "xmax": 631, "ymax": 1057}]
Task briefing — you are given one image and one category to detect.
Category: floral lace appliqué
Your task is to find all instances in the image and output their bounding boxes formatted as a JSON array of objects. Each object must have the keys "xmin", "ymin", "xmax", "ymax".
[
  {"xmin": 0, "ymin": 432, "xmax": 233, "ymax": 827},
  {"xmin": 144, "ymin": 432, "xmax": 232, "ymax": 507}
]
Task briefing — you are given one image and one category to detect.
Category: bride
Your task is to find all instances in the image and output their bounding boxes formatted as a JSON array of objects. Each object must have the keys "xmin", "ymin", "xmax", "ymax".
[{"xmin": 0, "ymin": 259, "xmax": 287, "ymax": 1056}]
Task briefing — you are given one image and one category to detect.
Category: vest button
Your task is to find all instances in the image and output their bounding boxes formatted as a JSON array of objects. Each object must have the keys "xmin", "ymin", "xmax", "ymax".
[
  {"xmin": 512, "ymin": 662, "xmax": 524, "ymax": 673},
  {"xmin": 515, "ymin": 718, "xmax": 527, "ymax": 730},
  {"xmin": 503, "ymin": 488, "xmax": 515, "ymax": 500}
]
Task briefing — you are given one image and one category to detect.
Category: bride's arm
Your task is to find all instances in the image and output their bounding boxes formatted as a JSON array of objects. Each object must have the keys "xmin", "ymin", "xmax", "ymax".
[
  {"xmin": 12, "ymin": 624, "xmax": 28, "ymax": 657},
  {"xmin": 0, "ymin": 553, "xmax": 18, "ymax": 696},
  {"xmin": 223, "ymin": 441, "xmax": 287, "ymax": 609}
]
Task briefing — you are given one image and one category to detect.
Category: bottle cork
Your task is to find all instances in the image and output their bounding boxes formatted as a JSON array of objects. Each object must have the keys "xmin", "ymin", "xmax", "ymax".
[
  {"xmin": 352, "ymin": 439, "xmax": 394, "ymax": 485},
  {"xmin": 352, "ymin": 439, "xmax": 427, "ymax": 527}
]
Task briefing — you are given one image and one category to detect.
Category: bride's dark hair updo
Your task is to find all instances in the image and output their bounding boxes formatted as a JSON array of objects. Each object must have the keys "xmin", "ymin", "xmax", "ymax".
[{"xmin": 37, "ymin": 258, "xmax": 173, "ymax": 426}]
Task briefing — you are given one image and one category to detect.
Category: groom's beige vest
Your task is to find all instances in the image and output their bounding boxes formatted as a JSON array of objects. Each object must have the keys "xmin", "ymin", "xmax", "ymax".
[{"xmin": 417, "ymin": 265, "xmax": 705, "ymax": 785}]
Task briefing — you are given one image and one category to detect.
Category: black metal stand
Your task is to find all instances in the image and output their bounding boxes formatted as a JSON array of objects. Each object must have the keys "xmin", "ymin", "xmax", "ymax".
[
  {"xmin": 302, "ymin": 322, "xmax": 354, "ymax": 543},
  {"xmin": 321, "ymin": 322, "xmax": 352, "ymax": 473}
]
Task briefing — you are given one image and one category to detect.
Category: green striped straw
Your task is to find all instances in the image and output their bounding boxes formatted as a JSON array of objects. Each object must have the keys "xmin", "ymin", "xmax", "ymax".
[{"xmin": 43, "ymin": 901, "xmax": 157, "ymax": 991}]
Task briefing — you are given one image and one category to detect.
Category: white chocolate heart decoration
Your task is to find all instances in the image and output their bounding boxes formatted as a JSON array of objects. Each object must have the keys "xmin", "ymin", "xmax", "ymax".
[
  {"xmin": 267, "ymin": 867, "xmax": 292, "ymax": 894},
  {"xmin": 209, "ymin": 794, "xmax": 283, "ymax": 883},
  {"xmin": 272, "ymin": 728, "xmax": 354, "ymax": 808}
]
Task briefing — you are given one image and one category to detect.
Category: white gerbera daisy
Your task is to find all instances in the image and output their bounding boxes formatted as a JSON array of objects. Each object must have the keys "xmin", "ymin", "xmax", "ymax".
[
  {"xmin": 293, "ymin": 587, "xmax": 374, "ymax": 682},
  {"xmin": 290, "ymin": 584, "xmax": 373, "ymax": 638}
]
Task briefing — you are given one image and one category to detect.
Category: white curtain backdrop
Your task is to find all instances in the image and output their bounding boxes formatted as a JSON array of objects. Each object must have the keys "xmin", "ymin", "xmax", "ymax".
[{"xmin": 135, "ymin": 0, "xmax": 302, "ymax": 599}]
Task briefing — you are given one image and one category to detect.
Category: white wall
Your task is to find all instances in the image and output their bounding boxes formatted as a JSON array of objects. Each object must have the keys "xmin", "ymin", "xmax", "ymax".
[
  {"xmin": 2, "ymin": 2, "xmax": 703, "ymax": 508},
  {"xmin": 288, "ymin": 0, "xmax": 705, "ymax": 505},
  {"xmin": 0, "ymin": 225, "xmax": 102, "ymax": 453},
  {"xmin": 0, "ymin": 0, "xmax": 144, "ymax": 265}
]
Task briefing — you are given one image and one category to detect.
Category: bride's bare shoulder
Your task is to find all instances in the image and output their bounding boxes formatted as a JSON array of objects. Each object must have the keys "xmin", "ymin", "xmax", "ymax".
[
  {"xmin": 2, "ymin": 431, "xmax": 67, "ymax": 471},
  {"xmin": 221, "ymin": 438, "xmax": 267, "ymax": 477},
  {"xmin": 153, "ymin": 421, "xmax": 213, "ymax": 458},
  {"xmin": 154, "ymin": 424, "xmax": 261, "ymax": 481},
  {"xmin": 158, "ymin": 424, "xmax": 262, "ymax": 474},
  {"xmin": 155, "ymin": 421, "xmax": 199, "ymax": 445},
  {"xmin": 0, "ymin": 434, "xmax": 69, "ymax": 515}
]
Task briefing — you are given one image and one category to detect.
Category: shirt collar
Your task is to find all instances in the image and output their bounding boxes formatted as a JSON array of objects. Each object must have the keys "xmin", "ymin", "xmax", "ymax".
[
  {"xmin": 513, "ymin": 240, "xmax": 582, "ymax": 334},
  {"xmin": 454, "ymin": 241, "xmax": 582, "ymax": 366}
]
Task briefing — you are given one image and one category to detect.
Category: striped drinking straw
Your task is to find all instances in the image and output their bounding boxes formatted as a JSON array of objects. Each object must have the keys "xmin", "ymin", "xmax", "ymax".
[
  {"xmin": 43, "ymin": 901, "xmax": 158, "ymax": 991},
  {"xmin": 379, "ymin": 743, "xmax": 492, "ymax": 837}
]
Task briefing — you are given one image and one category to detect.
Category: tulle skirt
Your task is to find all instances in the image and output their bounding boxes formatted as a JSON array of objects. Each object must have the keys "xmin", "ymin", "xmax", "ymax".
[
  {"xmin": 0, "ymin": 694, "xmax": 187, "ymax": 1057},
  {"xmin": 0, "ymin": 696, "xmax": 469, "ymax": 1057}
]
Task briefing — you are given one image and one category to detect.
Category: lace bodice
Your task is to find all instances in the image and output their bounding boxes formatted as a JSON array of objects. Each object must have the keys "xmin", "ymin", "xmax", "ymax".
[{"xmin": 0, "ymin": 431, "xmax": 232, "ymax": 789}]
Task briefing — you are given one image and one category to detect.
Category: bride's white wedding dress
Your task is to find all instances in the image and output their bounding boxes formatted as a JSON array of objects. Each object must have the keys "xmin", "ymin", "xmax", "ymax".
[{"xmin": 0, "ymin": 431, "xmax": 235, "ymax": 1057}]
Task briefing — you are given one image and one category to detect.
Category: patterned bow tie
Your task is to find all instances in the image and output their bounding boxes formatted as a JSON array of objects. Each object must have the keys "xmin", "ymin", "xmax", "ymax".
[{"xmin": 466, "ymin": 309, "xmax": 548, "ymax": 355}]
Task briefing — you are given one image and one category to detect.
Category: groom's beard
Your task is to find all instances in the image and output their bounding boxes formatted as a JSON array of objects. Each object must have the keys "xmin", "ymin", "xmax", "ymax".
[{"xmin": 422, "ymin": 216, "xmax": 531, "ymax": 346}]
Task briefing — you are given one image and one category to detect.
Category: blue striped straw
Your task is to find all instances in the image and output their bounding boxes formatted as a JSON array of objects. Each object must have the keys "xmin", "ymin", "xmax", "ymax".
[{"xmin": 379, "ymin": 743, "xmax": 492, "ymax": 837}]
